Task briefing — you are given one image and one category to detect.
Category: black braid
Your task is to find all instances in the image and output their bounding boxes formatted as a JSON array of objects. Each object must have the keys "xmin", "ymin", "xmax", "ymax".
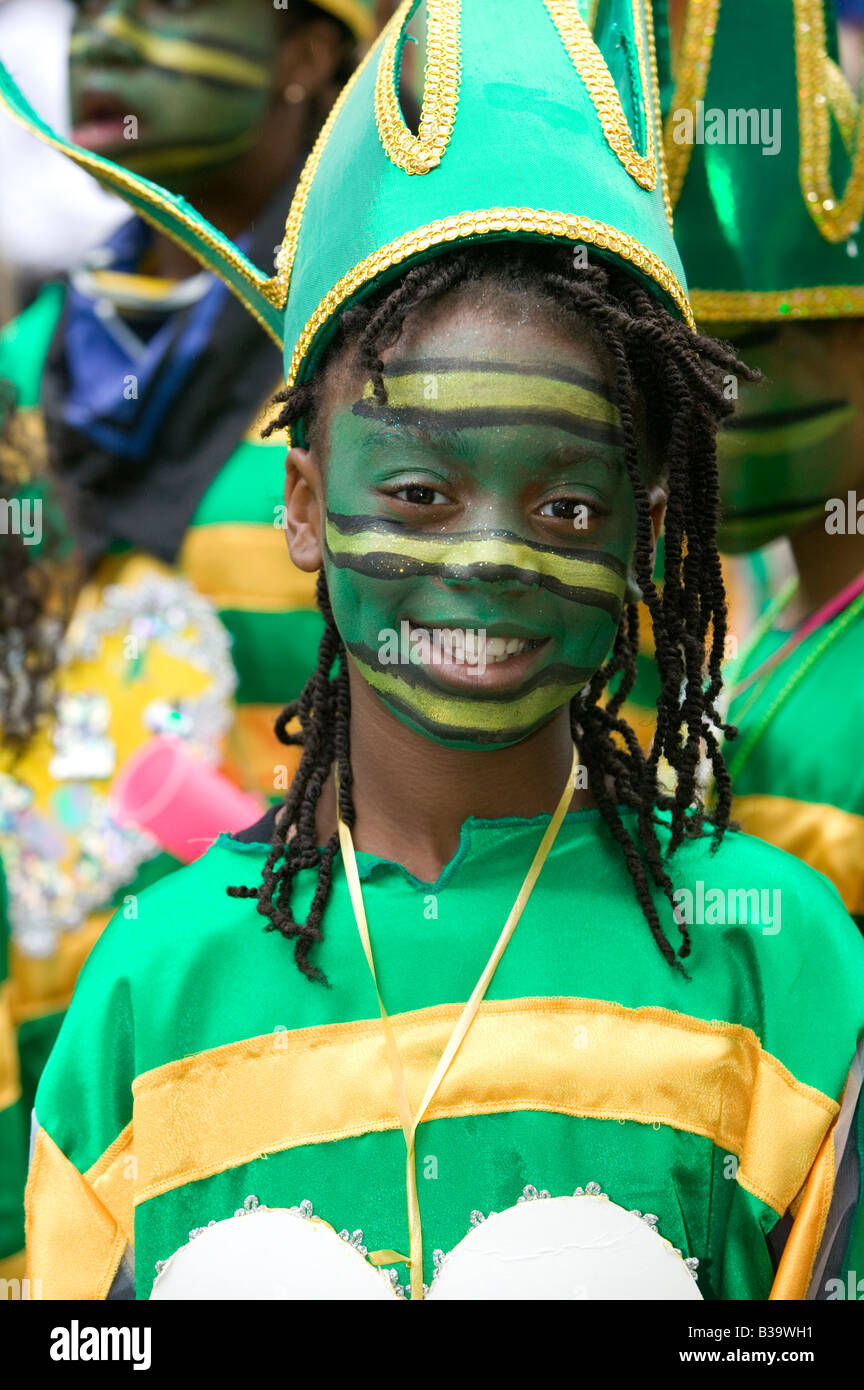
[{"xmin": 230, "ymin": 242, "xmax": 755, "ymax": 979}]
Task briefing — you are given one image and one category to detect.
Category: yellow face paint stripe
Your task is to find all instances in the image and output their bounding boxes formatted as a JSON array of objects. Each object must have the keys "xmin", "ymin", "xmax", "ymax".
[
  {"xmin": 126, "ymin": 997, "xmax": 837, "ymax": 1217},
  {"xmin": 351, "ymin": 653, "xmax": 586, "ymax": 731},
  {"xmin": 324, "ymin": 520, "xmax": 627, "ymax": 598},
  {"xmin": 362, "ymin": 372, "xmax": 622, "ymax": 428},
  {"xmin": 70, "ymin": 14, "xmax": 273, "ymax": 90}
]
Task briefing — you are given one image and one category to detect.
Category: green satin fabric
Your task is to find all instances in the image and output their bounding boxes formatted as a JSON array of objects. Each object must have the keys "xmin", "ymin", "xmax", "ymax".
[{"xmin": 728, "ymin": 612, "xmax": 864, "ymax": 817}]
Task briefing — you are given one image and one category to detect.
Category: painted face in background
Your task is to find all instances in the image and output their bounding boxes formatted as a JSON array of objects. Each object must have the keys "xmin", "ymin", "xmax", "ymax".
[
  {"xmin": 68, "ymin": 0, "xmax": 283, "ymax": 180},
  {"xmin": 715, "ymin": 318, "xmax": 864, "ymax": 553},
  {"xmin": 318, "ymin": 294, "xmax": 652, "ymax": 751}
]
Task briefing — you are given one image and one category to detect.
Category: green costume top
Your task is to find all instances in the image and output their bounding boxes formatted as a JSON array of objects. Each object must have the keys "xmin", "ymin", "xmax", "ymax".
[
  {"xmin": 24, "ymin": 811, "xmax": 864, "ymax": 1299},
  {"xmin": 724, "ymin": 605, "xmax": 864, "ymax": 922}
]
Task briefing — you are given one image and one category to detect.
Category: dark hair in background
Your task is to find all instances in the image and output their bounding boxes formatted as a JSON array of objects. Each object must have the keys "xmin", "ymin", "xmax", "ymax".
[
  {"xmin": 229, "ymin": 241, "xmax": 754, "ymax": 980},
  {"xmin": 0, "ymin": 380, "xmax": 70, "ymax": 753}
]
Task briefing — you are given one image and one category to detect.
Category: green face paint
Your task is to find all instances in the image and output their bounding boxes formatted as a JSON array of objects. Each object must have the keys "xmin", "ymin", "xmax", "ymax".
[
  {"xmin": 715, "ymin": 324, "xmax": 863, "ymax": 553},
  {"xmin": 69, "ymin": 0, "xmax": 279, "ymax": 180},
  {"xmin": 718, "ymin": 400, "xmax": 856, "ymax": 552},
  {"xmin": 322, "ymin": 354, "xmax": 637, "ymax": 750}
]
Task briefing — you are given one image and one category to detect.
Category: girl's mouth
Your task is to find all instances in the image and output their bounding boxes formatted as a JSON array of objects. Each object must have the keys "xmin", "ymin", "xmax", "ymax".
[
  {"xmin": 72, "ymin": 92, "xmax": 141, "ymax": 151},
  {"xmin": 404, "ymin": 622, "xmax": 550, "ymax": 692}
]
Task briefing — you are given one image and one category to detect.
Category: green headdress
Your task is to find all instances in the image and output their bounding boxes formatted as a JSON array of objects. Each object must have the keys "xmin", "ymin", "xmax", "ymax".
[
  {"xmin": 0, "ymin": 0, "xmax": 691, "ymax": 442},
  {"xmin": 660, "ymin": 0, "xmax": 864, "ymax": 322}
]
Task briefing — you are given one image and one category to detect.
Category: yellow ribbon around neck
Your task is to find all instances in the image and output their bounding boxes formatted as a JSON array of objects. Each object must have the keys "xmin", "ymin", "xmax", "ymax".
[{"xmin": 336, "ymin": 747, "xmax": 580, "ymax": 1300}]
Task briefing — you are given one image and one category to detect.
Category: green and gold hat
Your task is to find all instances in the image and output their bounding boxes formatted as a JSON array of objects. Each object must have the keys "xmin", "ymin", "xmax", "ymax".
[
  {"xmin": 660, "ymin": 0, "xmax": 864, "ymax": 322},
  {"xmin": 0, "ymin": 0, "xmax": 691, "ymax": 442}
]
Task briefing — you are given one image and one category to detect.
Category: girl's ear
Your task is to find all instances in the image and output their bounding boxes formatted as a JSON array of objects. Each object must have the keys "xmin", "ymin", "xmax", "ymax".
[{"xmin": 283, "ymin": 447, "xmax": 323, "ymax": 572}]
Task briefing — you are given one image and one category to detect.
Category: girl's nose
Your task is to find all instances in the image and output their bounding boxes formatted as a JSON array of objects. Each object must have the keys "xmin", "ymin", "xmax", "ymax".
[{"xmin": 437, "ymin": 563, "xmax": 539, "ymax": 597}]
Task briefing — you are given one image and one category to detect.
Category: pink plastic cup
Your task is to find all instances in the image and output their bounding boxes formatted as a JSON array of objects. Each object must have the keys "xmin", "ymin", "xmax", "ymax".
[{"xmin": 109, "ymin": 737, "xmax": 266, "ymax": 863}]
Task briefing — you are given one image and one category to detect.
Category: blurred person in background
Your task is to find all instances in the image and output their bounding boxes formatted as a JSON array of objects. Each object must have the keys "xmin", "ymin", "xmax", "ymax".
[
  {"xmin": 0, "ymin": 0, "xmax": 125, "ymax": 297},
  {"xmin": 0, "ymin": 0, "xmax": 377, "ymax": 1289},
  {"xmin": 663, "ymin": 0, "xmax": 864, "ymax": 928}
]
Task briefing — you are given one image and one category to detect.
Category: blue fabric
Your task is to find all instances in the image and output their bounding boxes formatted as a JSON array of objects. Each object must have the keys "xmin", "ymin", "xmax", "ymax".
[{"xmin": 62, "ymin": 218, "xmax": 231, "ymax": 461}]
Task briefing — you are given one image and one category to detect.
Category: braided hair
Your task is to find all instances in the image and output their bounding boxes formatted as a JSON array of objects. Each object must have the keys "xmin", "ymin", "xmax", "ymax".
[{"xmin": 229, "ymin": 242, "xmax": 754, "ymax": 980}]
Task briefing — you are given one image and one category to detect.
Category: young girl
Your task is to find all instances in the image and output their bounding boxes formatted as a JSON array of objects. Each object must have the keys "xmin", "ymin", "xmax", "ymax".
[{"xmin": 7, "ymin": 0, "xmax": 864, "ymax": 1300}]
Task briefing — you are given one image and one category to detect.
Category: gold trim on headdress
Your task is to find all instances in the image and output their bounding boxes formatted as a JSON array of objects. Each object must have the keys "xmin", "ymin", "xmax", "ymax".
[
  {"xmin": 542, "ymin": 0, "xmax": 657, "ymax": 191},
  {"xmin": 284, "ymin": 203, "xmax": 694, "ymax": 425},
  {"xmin": 375, "ymin": 0, "xmax": 462, "ymax": 175}
]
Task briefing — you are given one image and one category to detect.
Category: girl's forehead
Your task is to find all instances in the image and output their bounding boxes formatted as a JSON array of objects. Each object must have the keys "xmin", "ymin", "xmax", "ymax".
[{"xmin": 382, "ymin": 293, "xmax": 609, "ymax": 381}]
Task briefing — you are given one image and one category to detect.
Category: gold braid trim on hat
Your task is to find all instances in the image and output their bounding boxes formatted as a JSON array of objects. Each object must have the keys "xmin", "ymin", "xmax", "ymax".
[
  {"xmin": 795, "ymin": 0, "xmax": 864, "ymax": 245},
  {"xmin": 542, "ymin": 0, "xmax": 657, "ymax": 191},
  {"xmin": 662, "ymin": 0, "xmax": 720, "ymax": 210},
  {"xmin": 284, "ymin": 203, "xmax": 694, "ymax": 441},
  {"xmin": 374, "ymin": 0, "xmax": 461, "ymax": 176}
]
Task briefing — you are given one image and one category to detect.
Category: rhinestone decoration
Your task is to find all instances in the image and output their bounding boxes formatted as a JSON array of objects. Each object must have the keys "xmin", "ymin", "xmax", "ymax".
[
  {"xmin": 384, "ymin": 1267, "xmax": 408, "ymax": 1299},
  {"xmin": 1, "ymin": 571, "xmax": 235, "ymax": 958},
  {"xmin": 235, "ymin": 1195, "xmax": 268, "ymax": 1217},
  {"xmin": 517, "ymin": 1184, "xmax": 551, "ymax": 1202},
  {"xmin": 338, "ymin": 1228, "xmax": 368, "ymax": 1257}
]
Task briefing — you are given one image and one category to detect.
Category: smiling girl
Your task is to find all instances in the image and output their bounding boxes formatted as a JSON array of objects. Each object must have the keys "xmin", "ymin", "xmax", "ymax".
[{"xmin": 6, "ymin": 0, "xmax": 864, "ymax": 1301}]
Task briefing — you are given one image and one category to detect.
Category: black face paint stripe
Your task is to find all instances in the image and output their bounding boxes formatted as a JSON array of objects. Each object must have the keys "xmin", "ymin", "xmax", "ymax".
[
  {"xmin": 325, "ymin": 545, "xmax": 625, "ymax": 617},
  {"xmin": 327, "ymin": 514, "xmax": 627, "ymax": 575}
]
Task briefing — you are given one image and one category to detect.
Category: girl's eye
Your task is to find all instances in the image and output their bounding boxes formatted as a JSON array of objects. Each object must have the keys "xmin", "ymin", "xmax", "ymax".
[
  {"xmin": 392, "ymin": 484, "xmax": 450, "ymax": 506},
  {"xmin": 538, "ymin": 498, "xmax": 598, "ymax": 524}
]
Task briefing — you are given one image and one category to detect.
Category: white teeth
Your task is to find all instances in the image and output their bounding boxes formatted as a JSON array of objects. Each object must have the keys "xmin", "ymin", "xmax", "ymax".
[
  {"xmin": 484, "ymin": 637, "xmax": 508, "ymax": 660},
  {"xmin": 410, "ymin": 627, "xmax": 533, "ymax": 665}
]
